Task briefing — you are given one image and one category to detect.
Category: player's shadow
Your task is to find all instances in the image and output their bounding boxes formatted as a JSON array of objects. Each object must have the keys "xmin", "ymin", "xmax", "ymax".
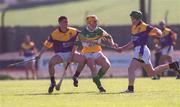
[
  {"xmin": 15, "ymin": 91, "xmax": 121, "ymax": 96},
  {"xmin": 15, "ymin": 91, "xmax": 97, "ymax": 96}
]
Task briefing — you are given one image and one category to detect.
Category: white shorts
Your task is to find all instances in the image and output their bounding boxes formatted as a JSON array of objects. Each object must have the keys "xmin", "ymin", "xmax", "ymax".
[
  {"xmin": 84, "ymin": 51, "xmax": 110, "ymax": 65},
  {"xmin": 23, "ymin": 56, "xmax": 36, "ymax": 62},
  {"xmin": 84, "ymin": 51, "xmax": 103, "ymax": 59},
  {"xmin": 133, "ymin": 45, "xmax": 152, "ymax": 64},
  {"xmin": 161, "ymin": 46, "xmax": 174, "ymax": 56},
  {"xmin": 56, "ymin": 52, "xmax": 72, "ymax": 62}
]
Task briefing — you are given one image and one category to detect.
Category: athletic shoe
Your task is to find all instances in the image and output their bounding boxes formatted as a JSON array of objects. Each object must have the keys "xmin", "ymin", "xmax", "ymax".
[
  {"xmin": 176, "ymin": 75, "xmax": 180, "ymax": 79},
  {"xmin": 48, "ymin": 83, "xmax": 56, "ymax": 94},
  {"xmin": 73, "ymin": 76, "xmax": 78, "ymax": 87},
  {"xmin": 98, "ymin": 86, "xmax": 106, "ymax": 92},
  {"xmin": 152, "ymin": 75, "xmax": 160, "ymax": 80},
  {"xmin": 169, "ymin": 61, "xmax": 180, "ymax": 74},
  {"xmin": 55, "ymin": 83, "xmax": 60, "ymax": 91},
  {"xmin": 121, "ymin": 89, "xmax": 134, "ymax": 93}
]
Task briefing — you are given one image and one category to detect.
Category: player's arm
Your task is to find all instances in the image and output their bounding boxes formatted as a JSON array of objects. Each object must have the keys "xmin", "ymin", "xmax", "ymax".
[
  {"xmin": 67, "ymin": 31, "xmax": 80, "ymax": 63},
  {"xmin": 69, "ymin": 41, "xmax": 78, "ymax": 62},
  {"xmin": 102, "ymin": 30, "xmax": 118, "ymax": 48},
  {"xmin": 170, "ymin": 31, "xmax": 177, "ymax": 45},
  {"xmin": 153, "ymin": 38, "xmax": 161, "ymax": 51},
  {"xmin": 69, "ymin": 45, "xmax": 77, "ymax": 62},
  {"xmin": 117, "ymin": 41, "xmax": 134, "ymax": 53},
  {"xmin": 37, "ymin": 36, "xmax": 53, "ymax": 59},
  {"xmin": 19, "ymin": 43, "xmax": 24, "ymax": 56},
  {"xmin": 148, "ymin": 26, "xmax": 162, "ymax": 39},
  {"xmin": 148, "ymin": 26, "xmax": 162, "ymax": 50},
  {"xmin": 31, "ymin": 42, "xmax": 38, "ymax": 54}
]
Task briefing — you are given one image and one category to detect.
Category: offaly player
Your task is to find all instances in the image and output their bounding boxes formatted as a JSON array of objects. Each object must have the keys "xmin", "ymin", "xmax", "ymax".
[
  {"xmin": 73, "ymin": 15, "xmax": 118, "ymax": 92},
  {"xmin": 37, "ymin": 16, "xmax": 85, "ymax": 94},
  {"xmin": 117, "ymin": 11, "xmax": 180, "ymax": 93}
]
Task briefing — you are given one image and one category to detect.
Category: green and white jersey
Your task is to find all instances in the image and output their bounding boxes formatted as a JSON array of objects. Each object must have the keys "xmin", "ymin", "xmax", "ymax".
[{"xmin": 78, "ymin": 27, "xmax": 108, "ymax": 53}]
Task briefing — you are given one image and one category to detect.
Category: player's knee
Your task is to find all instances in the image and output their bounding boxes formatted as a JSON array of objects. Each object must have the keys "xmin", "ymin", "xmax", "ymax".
[
  {"xmin": 107, "ymin": 63, "xmax": 111, "ymax": 69},
  {"xmin": 48, "ymin": 61, "xmax": 56, "ymax": 68},
  {"xmin": 77, "ymin": 56, "xmax": 85, "ymax": 64},
  {"xmin": 103, "ymin": 63, "xmax": 111, "ymax": 70},
  {"xmin": 80, "ymin": 57, "xmax": 86, "ymax": 63}
]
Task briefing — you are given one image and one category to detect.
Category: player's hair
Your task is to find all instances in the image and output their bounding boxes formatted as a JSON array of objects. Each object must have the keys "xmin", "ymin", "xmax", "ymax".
[
  {"xmin": 130, "ymin": 11, "xmax": 142, "ymax": 20},
  {"xmin": 86, "ymin": 15, "xmax": 98, "ymax": 24},
  {"xmin": 58, "ymin": 16, "xmax": 67, "ymax": 23}
]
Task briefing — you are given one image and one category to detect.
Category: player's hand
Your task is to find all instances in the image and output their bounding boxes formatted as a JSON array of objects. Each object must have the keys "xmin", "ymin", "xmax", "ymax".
[
  {"xmin": 154, "ymin": 44, "xmax": 161, "ymax": 52},
  {"xmin": 116, "ymin": 47, "xmax": 123, "ymax": 53},
  {"xmin": 112, "ymin": 43, "xmax": 118, "ymax": 49}
]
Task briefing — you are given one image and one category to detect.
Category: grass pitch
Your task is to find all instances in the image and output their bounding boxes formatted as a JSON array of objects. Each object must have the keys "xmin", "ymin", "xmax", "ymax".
[{"xmin": 0, "ymin": 78, "xmax": 179, "ymax": 107}]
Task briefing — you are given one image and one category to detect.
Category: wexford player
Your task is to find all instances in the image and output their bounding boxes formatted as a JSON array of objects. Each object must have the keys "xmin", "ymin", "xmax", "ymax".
[
  {"xmin": 117, "ymin": 11, "xmax": 180, "ymax": 93},
  {"xmin": 152, "ymin": 20, "xmax": 180, "ymax": 79},
  {"xmin": 20, "ymin": 35, "xmax": 38, "ymax": 79},
  {"xmin": 37, "ymin": 16, "xmax": 85, "ymax": 94}
]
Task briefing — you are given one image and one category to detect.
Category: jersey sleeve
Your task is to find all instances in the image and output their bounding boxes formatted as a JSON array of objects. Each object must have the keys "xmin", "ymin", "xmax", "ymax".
[
  {"xmin": 170, "ymin": 30, "xmax": 177, "ymax": 45},
  {"xmin": 43, "ymin": 35, "xmax": 53, "ymax": 48},
  {"xmin": 148, "ymin": 26, "xmax": 162, "ymax": 38}
]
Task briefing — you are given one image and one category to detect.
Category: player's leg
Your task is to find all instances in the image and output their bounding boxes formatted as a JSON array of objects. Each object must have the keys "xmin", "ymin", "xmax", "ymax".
[
  {"xmin": 94, "ymin": 54, "xmax": 110, "ymax": 92},
  {"xmin": 25, "ymin": 63, "xmax": 30, "ymax": 79},
  {"xmin": 164, "ymin": 55, "xmax": 180, "ymax": 79},
  {"xmin": 48, "ymin": 55, "xmax": 63, "ymax": 94},
  {"xmin": 86, "ymin": 57, "xmax": 104, "ymax": 92},
  {"xmin": 91, "ymin": 52, "xmax": 110, "ymax": 92},
  {"xmin": 30, "ymin": 61, "xmax": 37, "ymax": 80},
  {"xmin": 123, "ymin": 59, "xmax": 141, "ymax": 93},
  {"xmin": 95, "ymin": 52, "xmax": 111, "ymax": 79},
  {"xmin": 176, "ymin": 73, "xmax": 180, "ymax": 79},
  {"xmin": 143, "ymin": 61, "xmax": 179, "ymax": 77},
  {"xmin": 72, "ymin": 52, "xmax": 86, "ymax": 87},
  {"xmin": 152, "ymin": 51, "xmax": 161, "ymax": 80},
  {"xmin": 151, "ymin": 47, "xmax": 179, "ymax": 78},
  {"xmin": 67, "ymin": 64, "xmax": 73, "ymax": 76}
]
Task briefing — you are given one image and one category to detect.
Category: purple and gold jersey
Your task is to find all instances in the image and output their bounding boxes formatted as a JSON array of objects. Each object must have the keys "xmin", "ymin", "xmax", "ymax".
[
  {"xmin": 21, "ymin": 42, "xmax": 36, "ymax": 57},
  {"xmin": 160, "ymin": 27, "xmax": 177, "ymax": 48},
  {"xmin": 44, "ymin": 27, "xmax": 78, "ymax": 53},
  {"xmin": 131, "ymin": 21, "xmax": 160, "ymax": 56},
  {"xmin": 131, "ymin": 21, "xmax": 160, "ymax": 47}
]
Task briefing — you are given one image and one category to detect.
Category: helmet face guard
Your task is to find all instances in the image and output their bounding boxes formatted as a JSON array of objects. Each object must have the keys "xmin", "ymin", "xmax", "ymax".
[{"xmin": 130, "ymin": 11, "xmax": 143, "ymax": 20}]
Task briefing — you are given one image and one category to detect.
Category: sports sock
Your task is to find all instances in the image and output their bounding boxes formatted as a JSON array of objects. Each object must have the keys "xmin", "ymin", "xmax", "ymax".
[
  {"xmin": 73, "ymin": 71, "xmax": 81, "ymax": 78},
  {"xmin": 169, "ymin": 62, "xmax": 178, "ymax": 70},
  {"xmin": 97, "ymin": 68, "xmax": 106, "ymax": 79},
  {"xmin": 93, "ymin": 76, "xmax": 102, "ymax": 88},
  {"xmin": 50, "ymin": 76, "xmax": 55, "ymax": 85}
]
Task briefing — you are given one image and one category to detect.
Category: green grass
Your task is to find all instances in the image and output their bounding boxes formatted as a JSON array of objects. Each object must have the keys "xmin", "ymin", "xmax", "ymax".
[
  {"xmin": 1, "ymin": 0, "xmax": 180, "ymax": 26},
  {"xmin": 0, "ymin": 78, "xmax": 179, "ymax": 107}
]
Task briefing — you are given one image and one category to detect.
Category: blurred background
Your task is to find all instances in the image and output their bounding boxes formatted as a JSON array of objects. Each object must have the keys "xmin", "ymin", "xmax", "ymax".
[{"xmin": 0, "ymin": 0, "xmax": 180, "ymax": 79}]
